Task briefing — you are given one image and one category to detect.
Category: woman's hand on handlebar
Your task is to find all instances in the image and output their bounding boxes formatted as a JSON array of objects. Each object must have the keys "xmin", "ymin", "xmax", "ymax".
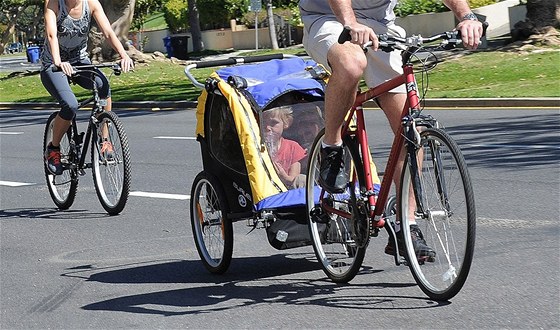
[
  {"xmin": 56, "ymin": 61, "xmax": 75, "ymax": 76},
  {"xmin": 343, "ymin": 22, "xmax": 379, "ymax": 51},
  {"xmin": 456, "ymin": 19, "xmax": 484, "ymax": 50},
  {"xmin": 119, "ymin": 55, "xmax": 134, "ymax": 73}
]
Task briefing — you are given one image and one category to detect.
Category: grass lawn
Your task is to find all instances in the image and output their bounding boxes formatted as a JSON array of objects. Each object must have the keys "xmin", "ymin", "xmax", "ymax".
[
  {"xmin": 0, "ymin": 47, "xmax": 558, "ymax": 103},
  {"xmin": 140, "ymin": 12, "xmax": 167, "ymax": 31}
]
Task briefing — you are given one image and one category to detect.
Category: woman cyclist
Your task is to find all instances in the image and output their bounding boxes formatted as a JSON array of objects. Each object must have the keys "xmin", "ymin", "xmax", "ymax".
[{"xmin": 41, "ymin": 0, "xmax": 134, "ymax": 175}]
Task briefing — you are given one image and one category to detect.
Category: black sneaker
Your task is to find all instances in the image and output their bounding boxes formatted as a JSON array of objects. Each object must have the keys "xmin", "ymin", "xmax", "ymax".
[
  {"xmin": 318, "ymin": 145, "xmax": 348, "ymax": 193},
  {"xmin": 44, "ymin": 143, "xmax": 63, "ymax": 175},
  {"xmin": 385, "ymin": 224, "xmax": 436, "ymax": 261}
]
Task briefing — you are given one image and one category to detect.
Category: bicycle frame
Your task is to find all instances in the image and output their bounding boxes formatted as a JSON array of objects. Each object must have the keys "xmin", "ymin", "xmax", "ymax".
[
  {"xmin": 70, "ymin": 94, "xmax": 102, "ymax": 174},
  {"xmin": 67, "ymin": 67, "xmax": 111, "ymax": 175},
  {"xmin": 340, "ymin": 62, "xmax": 420, "ymax": 211}
]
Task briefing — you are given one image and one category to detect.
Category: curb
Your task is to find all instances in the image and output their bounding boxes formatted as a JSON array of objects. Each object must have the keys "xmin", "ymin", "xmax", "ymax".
[
  {"xmin": 365, "ymin": 97, "xmax": 560, "ymax": 108},
  {"xmin": 0, "ymin": 98, "xmax": 558, "ymax": 110}
]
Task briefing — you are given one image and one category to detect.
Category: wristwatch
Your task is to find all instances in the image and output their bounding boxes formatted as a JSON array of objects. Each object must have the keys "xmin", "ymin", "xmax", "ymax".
[{"xmin": 462, "ymin": 12, "xmax": 478, "ymax": 21}]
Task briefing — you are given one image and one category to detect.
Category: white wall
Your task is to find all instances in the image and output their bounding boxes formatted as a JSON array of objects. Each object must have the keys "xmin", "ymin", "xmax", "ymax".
[
  {"xmin": 395, "ymin": 11, "xmax": 456, "ymax": 37},
  {"xmin": 396, "ymin": 0, "xmax": 525, "ymax": 39},
  {"xmin": 472, "ymin": 0, "xmax": 524, "ymax": 38}
]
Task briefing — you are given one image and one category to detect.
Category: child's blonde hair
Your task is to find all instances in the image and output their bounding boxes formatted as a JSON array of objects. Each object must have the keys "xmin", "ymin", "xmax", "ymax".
[{"xmin": 262, "ymin": 106, "xmax": 294, "ymax": 129}]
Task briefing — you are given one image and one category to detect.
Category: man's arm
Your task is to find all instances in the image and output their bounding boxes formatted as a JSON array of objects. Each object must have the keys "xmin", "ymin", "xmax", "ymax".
[{"xmin": 328, "ymin": 0, "xmax": 378, "ymax": 49}]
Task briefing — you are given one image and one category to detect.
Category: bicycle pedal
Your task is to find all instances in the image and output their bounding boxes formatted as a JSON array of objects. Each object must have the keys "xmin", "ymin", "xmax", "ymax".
[
  {"xmin": 310, "ymin": 207, "xmax": 331, "ymax": 224},
  {"xmin": 78, "ymin": 169, "xmax": 86, "ymax": 176}
]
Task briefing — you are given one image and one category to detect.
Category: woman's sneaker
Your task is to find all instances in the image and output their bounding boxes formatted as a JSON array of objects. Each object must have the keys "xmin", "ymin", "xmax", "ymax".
[
  {"xmin": 44, "ymin": 143, "xmax": 63, "ymax": 175},
  {"xmin": 100, "ymin": 140, "xmax": 114, "ymax": 160},
  {"xmin": 385, "ymin": 224, "xmax": 436, "ymax": 261}
]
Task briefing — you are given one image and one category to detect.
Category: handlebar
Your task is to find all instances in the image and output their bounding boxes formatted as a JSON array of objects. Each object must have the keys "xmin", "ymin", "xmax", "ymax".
[
  {"xmin": 52, "ymin": 62, "xmax": 122, "ymax": 76},
  {"xmin": 184, "ymin": 53, "xmax": 294, "ymax": 89},
  {"xmin": 338, "ymin": 21, "xmax": 489, "ymax": 51}
]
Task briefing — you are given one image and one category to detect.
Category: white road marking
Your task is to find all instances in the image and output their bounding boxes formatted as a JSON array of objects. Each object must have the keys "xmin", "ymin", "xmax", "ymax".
[
  {"xmin": 0, "ymin": 132, "xmax": 24, "ymax": 135},
  {"xmin": 468, "ymin": 143, "xmax": 560, "ymax": 150},
  {"xmin": 153, "ymin": 136, "xmax": 196, "ymax": 140},
  {"xmin": 130, "ymin": 191, "xmax": 190, "ymax": 200},
  {"xmin": 0, "ymin": 180, "xmax": 35, "ymax": 187},
  {"xmin": 0, "ymin": 181, "xmax": 190, "ymax": 200}
]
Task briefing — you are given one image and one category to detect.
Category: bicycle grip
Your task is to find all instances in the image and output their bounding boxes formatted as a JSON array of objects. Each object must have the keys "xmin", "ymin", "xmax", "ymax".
[
  {"xmin": 456, "ymin": 21, "xmax": 489, "ymax": 39},
  {"xmin": 338, "ymin": 26, "xmax": 352, "ymax": 44}
]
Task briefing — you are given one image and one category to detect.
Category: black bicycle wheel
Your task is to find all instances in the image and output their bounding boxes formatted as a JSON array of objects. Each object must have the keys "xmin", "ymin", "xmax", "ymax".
[
  {"xmin": 190, "ymin": 171, "xmax": 234, "ymax": 274},
  {"xmin": 43, "ymin": 111, "xmax": 78, "ymax": 210},
  {"xmin": 306, "ymin": 129, "xmax": 368, "ymax": 283},
  {"xmin": 91, "ymin": 111, "xmax": 131, "ymax": 215},
  {"xmin": 399, "ymin": 127, "xmax": 476, "ymax": 301}
]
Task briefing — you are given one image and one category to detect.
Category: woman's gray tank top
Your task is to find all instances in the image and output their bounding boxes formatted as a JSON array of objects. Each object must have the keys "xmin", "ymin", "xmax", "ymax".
[{"xmin": 41, "ymin": 0, "xmax": 91, "ymax": 69}]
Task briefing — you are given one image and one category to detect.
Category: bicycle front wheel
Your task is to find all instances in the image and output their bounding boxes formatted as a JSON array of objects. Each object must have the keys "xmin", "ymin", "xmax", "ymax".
[
  {"xmin": 43, "ymin": 111, "xmax": 78, "ymax": 210},
  {"xmin": 306, "ymin": 129, "xmax": 368, "ymax": 283},
  {"xmin": 400, "ymin": 127, "xmax": 476, "ymax": 301},
  {"xmin": 190, "ymin": 171, "xmax": 233, "ymax": 274},
  {"xmin": 91, "ymin": 111, "xmax": 131, "ymax": 215}
]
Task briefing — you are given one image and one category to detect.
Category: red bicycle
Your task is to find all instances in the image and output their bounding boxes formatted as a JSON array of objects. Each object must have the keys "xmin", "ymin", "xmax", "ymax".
[{"xmin": 305, "ymin": 24, "xmax": 486, "ymax": 301}]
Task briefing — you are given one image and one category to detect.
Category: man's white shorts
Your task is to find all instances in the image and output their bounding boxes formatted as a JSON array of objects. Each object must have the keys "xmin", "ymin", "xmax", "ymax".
[{"xmin": 303, "ymin": 15, "xmax": 406, "ymax": 93}]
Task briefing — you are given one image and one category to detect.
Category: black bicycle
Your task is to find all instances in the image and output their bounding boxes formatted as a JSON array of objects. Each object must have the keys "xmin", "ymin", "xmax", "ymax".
[{"xmin": 43, "ymin": 63, "xmax": 131, "ymax": 215}]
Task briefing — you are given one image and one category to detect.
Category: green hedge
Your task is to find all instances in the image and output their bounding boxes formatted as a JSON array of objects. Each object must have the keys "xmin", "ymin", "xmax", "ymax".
[{"xmin": 395, "ymin": 0, "xmax": 498, "ymax": 17}]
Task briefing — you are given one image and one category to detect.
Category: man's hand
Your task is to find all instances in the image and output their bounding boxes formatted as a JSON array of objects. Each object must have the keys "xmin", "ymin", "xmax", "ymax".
[
  {"xmin": 456, "ymin": 19, "xmax": 484, "ymax": 50},
  {"xmin": 344, "ymin": 22, "xmax": 379, "ymax": 51}
]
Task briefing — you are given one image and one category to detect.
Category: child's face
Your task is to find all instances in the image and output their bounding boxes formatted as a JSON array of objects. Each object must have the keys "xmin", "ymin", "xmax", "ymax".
[
  {"xmin": 294, "ymin": 114, "xmax": 321, "ymax": 146},
  {"xmin": 263, "ymin": 114, "xmax": 284, "ymax": 136}
]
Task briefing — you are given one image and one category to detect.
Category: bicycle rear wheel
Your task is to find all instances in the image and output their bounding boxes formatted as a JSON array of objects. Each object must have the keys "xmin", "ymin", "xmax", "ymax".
[
  {"xmin": 190, "ymin": 171, "xmax": 233, "ymax": 274},
  {"xmin": 43, "ymin": 111, "xmax": 78, "ymax": 209},
  {"xmin": 91, "ymin": 111, "xmax": 131, "ymax": 215},
  {"xmin": 306, "ymin": 129, "xmax": 368, "ymax": 283},
  {"xmin": 400, "ymin": 127, "xmax": 476, "ymax": 301}
]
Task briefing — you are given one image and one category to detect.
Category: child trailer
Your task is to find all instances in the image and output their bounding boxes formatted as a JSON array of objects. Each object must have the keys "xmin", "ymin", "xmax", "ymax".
[{"xmin": 184, "ymin": 54, "xmax": 381, "ymax": 274}]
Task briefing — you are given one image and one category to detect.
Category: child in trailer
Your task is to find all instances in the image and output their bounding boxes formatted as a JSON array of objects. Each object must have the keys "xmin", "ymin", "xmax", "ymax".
[{"xmin": 262, "ymin": 106, "xmax": 307, "ymax": 189}]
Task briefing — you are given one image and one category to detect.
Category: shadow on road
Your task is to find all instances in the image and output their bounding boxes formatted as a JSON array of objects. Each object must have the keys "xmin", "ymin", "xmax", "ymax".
[
  {"xmin": 0, "ymin": 207, "xmax": 109, "ymax": 220},
  {"xmin": 61, "ymin": 255, "xmax": 447, "ymax": 315},
  {"xmin": 445, "ymin": 113, "xmax": 560, "ymax": 169},
  {"xmin": 0, "ymin": 108, "xmax": 188, "ymax": 129}
]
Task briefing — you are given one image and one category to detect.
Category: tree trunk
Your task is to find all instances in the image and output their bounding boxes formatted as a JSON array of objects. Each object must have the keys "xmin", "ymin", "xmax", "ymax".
[
  {"xmin": 266, "ymin": 0, "xmax": 279, "ymax": 50},
  {"xmin": 512, "ymin": 0, "xmax": 560, "ymax": 40},
  {"xmin": 188, "ymin": 0, "xmax": 203, "ymax": 52},
  {"xmin": 0, "ymin": 7, "xmax": 22, "ymax": 55},
  {"xmin": 526, "ymin": 0, "xmax": 559, "ymax": 29},
  {"xmin": 90, "ymin": 0, "xmax": 138, "ymax": 62}
]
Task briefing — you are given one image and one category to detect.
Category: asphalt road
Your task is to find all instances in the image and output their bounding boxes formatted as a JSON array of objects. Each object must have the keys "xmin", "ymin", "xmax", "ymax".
[
  {"xmin": 0, "ymin": 55, "xmax": 40, "ymax": 73},
  {"xmin": 1, "ymin": 107, "xmax": 559, "ymax": 329}
]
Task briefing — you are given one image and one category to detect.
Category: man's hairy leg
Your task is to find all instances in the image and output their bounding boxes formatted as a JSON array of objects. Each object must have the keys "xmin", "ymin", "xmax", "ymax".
[
  {"xmin": 323, "ymin": 43, "xmax": 367, "ymax": 146},
  {"xmin": 378, "ymin": 92, "xmax": 417, "ymax": 222}
]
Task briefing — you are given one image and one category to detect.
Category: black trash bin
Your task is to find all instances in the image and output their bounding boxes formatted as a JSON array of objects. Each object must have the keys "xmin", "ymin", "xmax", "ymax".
[{"xmin": 170, "ymin": 35, "xmax": 190, "ymax": 60}]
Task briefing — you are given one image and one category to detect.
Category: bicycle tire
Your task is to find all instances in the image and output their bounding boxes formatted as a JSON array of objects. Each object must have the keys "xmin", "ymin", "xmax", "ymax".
[
  {"xmin": 91, "ymin": 111, "xmax": 131, "ymax": 215},
  {"xmin": 306, "ymin": 129, "xmax": 367, "ymax": 283},
  {"xmin": 190, "ymin": 171, "xmax": 234, "ymax": 274},
  {"xmin": 43, "ymin": 111, "xmax": 78, "ymax": 210},
  {"xmin": 400, "ymin": 127, "xmax": 476, "ymax": 301}
]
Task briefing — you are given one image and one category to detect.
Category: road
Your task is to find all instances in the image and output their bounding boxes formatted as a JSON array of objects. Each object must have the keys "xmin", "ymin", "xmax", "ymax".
[
  {"xmin": 1, "ymin": 107, "xmax": 559, "ymax": 329},
  {"xmin": 0, "ymin": 55, "xmax": 40, "ymax": 73}
]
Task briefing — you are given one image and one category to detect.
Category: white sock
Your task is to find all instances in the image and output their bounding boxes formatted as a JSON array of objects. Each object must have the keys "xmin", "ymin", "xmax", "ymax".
[{"xmin": 321, "ymin": 141, "xmax": 343, "ymax": 149}]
